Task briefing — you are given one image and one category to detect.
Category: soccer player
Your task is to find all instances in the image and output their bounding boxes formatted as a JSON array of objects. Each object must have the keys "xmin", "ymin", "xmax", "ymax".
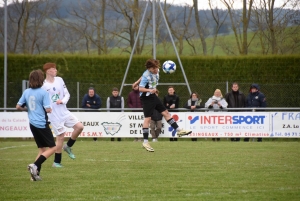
[
  {"xmin": 16, "ymin": 69, "xmax": 56, "ymax": 181},
  {"xmin": 132, "ymin": 58, "xmax": 192, "ymax": 152},
  {"xmin": 42, "ymin": 63, "xmax": 84, "ymax": 167}
]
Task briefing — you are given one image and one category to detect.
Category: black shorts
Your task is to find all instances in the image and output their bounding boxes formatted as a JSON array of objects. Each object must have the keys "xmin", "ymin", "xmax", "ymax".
[
  {"xmin": 140, "ymin": 94, "xmax": 166, "ymax": 117},
  {"xmin": 30, "ymin": 123, "xmax": 56, "ymax": 148}
]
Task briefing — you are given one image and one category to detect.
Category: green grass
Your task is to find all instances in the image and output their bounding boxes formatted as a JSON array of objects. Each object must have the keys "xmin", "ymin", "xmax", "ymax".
[{"xmin": 0, "ymin": 140, "xmax": 300, "ymax": 201}]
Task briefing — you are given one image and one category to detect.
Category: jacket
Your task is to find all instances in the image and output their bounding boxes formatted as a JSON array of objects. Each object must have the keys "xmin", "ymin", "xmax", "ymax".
[
  {"xmin": 81, "ymin": 94, "xmax": 101, "ymax": 109},
  {"xmin": 107, "ymin": 96, "xmax": 124, "ymax": 112},
  {"xmin": 127, "ymin": 89, "xmax": 142, "ymax": 108},
  {"xmin": 225, "ymin": 90, "xmax": 246, "ymax": 108},
  {"xmin": 246, "ymin": 91, "xmax": 267, "ymax": 107},
  {"xmin": 184, "ymin": 98, "xmax": 204, "ymax": 111},
  {"xmin": 163, "ymin": 93, "xmax": 179, "ymax": 110}
]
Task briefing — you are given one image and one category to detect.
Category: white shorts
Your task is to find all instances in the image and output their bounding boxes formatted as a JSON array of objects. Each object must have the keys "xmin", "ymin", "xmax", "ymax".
[{"xmin": 50, "ymin": 113, "xmax": 80, "ymax": 136}]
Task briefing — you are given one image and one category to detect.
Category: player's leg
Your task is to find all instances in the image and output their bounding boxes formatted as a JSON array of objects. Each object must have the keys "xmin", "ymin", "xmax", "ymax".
[
  {"xmin": 50, "ymin": 121, "xmax": 66, "ymax": 166},
  {"xmin": 63, "ymin": 114, "xmax": 84, "ymax": 159},
  {"xmin": 140, "ymin": 96, "xmax": 155, "ymax": 152},
  {"xmin": 150, "ymin": 120, "xmax": 156, "ymax": 141},
  {"xmin": 29, "ymin": 124, "xmax": 56, "ymax": 180},
  {"xmin": 160, "ymin": 110, "xmax": 192, "ymax": 137},
  {"xmin": 155, "ymin": 120, "xmax": 162, "ymax": 140}
]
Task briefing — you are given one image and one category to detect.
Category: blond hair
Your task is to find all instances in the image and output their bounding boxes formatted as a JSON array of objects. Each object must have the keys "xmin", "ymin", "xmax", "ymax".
[{"xmin": 214, "ymin": 89, "xmax": 223, "ymax": 98}]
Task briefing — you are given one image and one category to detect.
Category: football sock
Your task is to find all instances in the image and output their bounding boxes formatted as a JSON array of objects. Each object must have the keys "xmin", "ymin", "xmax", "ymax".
[
  {"xmin": 167, "ymin": 118, "xmax": 179, "ymax": 130},
  {"xmin": 67, "ymin": 138, "xmax": 76, "ymax": 147},
  {"xmin": 54, "ymin": 153, "xmax": 62, "ymax": 164},
  {"xmin": 34, "ymin": 155, "xmax": 46, "ymax": 174},
  {"xmin": 143, "ymin": 128, "xmax": 149, "ymax": 142}
]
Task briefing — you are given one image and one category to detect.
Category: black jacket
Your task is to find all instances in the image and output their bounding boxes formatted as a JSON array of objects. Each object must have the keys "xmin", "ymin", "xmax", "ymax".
[{"xmin": 225, "ymin": 90, "xmax": 246, "ymax": 108}]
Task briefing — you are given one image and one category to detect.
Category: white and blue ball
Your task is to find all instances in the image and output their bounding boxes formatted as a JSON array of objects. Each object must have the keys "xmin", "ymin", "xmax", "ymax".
[{"xmin": 162, "ymin": 60, "xmax": 176, "ymax": 74}]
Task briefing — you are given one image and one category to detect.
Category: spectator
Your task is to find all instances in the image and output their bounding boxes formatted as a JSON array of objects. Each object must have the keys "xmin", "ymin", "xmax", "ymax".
[
  {"xmin": 82, "ymin": 87, "xmax": 102, "ymax": 141},
  {"xmin": 150, "ymin": 90, "xmax": 163, "ymax": 142},
  {"xmin": 107, "ymin": 87, "xmax": 124, "ymax": 141},
  {"xmin": 205, "ymin": 89, "xmax": 228, "ymax": 141},
  {"xmin": 127, "ymin": 84, "xmax": 143, "ymax": 142},
  {"xmin": 82, "ymin": 87, "xmax": 102, "ymax": 110},
  {"xmin": 184, "ymin": 92, "xmax": 204, "ymax": 141},
  {"xmin": 225, "ymin": 82, "xmax": 246, "ymax": 142},
  {"xmin": 244, "ymin": 83, "xmax": 267, "ymax": 142},
  {"xmin": 163, "ymin": 86, "xmax": 180, "ymax": 141}
]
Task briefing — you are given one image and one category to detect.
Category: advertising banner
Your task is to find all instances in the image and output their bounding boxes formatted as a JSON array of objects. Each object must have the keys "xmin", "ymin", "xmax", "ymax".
[{"xmin": 0, "ymin": 112, "xmax": 299, "ymax": 138}]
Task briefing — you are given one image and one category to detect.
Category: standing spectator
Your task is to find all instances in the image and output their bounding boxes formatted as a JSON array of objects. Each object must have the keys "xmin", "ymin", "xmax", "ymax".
[
  {"xmin": 184, "ymin": 92, "xmax": 204, "ymax": 141},
  {"xmin": 150, "ymin": 90, "xmax": 163, "ymax": 142},
  {"xmin": 205, "ymin": 89, "xmax": 228, "ymax": 141},
  {"xmin": 16, "ymin": 69, "xmax": 56, "ymax": 181},
  {"xmin": 127, "ymin": 84, "xmax": 143, "ymax": 142},
  {"xmin": 225, "ymin": 82, "xmax": 246, "ymax": 142},
  {"xmin": 244, "ymin": 83, "xmax": 267, "ymax": 142},
  {"xmin": 163, "ymin": 86, "xmax": 180, "ymax": 141},
  {"xmin": 42, "ymin": 63, "xmax": 84, "ymax": 168},
  {"xmin": 82, "ymin": 87, "xmax": 102, "ymax": 141},
  {"xmin": 107, "ymin": 87, "xmax": 124, "ymax": 141}
]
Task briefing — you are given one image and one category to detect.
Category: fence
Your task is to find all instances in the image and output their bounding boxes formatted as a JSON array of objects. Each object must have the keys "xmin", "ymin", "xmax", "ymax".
[{"xmin": 1, "ymin": 81, "xmax": 300, "ymax": 109}]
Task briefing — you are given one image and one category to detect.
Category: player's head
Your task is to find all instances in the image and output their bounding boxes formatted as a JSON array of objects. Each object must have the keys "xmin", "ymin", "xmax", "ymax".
[
  {"xmin": 29, "ymin": 69, "xmax": 44, "ymax": 89},
  {"xmin": 145, "ymin": 59, "xmax": 160, "ymax": 74},
  {"xmin": 43, "ymin": 62, "xmax": 57, "ymax": 75}
]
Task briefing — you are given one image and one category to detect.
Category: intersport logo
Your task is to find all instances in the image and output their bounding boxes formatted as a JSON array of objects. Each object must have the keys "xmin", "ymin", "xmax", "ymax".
[{"xmin": 188, "ymin": 115, "xmax": 266, "ymax": 125}]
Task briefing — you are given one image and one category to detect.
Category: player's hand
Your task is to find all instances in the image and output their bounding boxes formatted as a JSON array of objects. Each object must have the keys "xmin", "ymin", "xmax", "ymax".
[
  {"xmin": 56, "ymin": 100, "xmax": 63, "ymax": 105},
  {"xmin": 87, "ymin": 104, "xmax": 91, "ymax": 107}
]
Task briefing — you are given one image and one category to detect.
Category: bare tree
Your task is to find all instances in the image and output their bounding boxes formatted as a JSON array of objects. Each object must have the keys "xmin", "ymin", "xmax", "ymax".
[
  {"xmin": 208, "ymin": 0, "xmax": 228, "ymax": 55},
  {"xmin": 193, "ymin": 0, "xmax": 207, "ymax": 55},
  {"xmin": 162, "ymin": 1, "xmax": 193, "ymax": 55},
  {"xmin": 221, "ymin": 0, "xmax": 254, "ymax": 55},
  {"xmin": 251, "ymin": 0, "xmax": 300, "ymax": 54}
]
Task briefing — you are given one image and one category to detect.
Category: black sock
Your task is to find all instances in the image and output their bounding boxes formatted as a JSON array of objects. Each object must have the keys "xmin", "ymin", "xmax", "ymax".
[
  {"xmin": 67, "ymin": 138, "xmax": 76, "ymax": 147},
  {"xmin": 167, "ymin": 118, "xmax": 179, "ymax": 130},
  {"xmin": 143, "ymin": 128, "xmax": 149, "ymax": 140},
  {"xmin": 54, "ymin": 153, "xmax": 62, "ymax": 164},
  {"xmin": 34, "ymin": 155, "xmax": 46, "ymax": 174}
]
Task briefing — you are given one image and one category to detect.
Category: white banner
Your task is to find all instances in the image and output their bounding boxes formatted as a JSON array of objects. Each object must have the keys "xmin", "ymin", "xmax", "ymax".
[{"xmin": 0, "ymin": 112, "xmax": 299, "ymax": 138}]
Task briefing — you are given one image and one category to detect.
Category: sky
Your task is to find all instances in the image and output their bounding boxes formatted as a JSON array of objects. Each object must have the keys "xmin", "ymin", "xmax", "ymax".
[
  {"xmin": 0, "ymin": 0, "xmax": 295, "ymax": 9},
  {"xmin": 165, "ymin": 0, "xmax": 294, "ymax": 10}
]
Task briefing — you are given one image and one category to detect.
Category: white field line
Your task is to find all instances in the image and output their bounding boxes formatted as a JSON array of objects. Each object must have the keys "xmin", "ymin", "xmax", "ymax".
[{"xmin": 0, "ymin": 144, "xmax": 33, "ymax": 150}]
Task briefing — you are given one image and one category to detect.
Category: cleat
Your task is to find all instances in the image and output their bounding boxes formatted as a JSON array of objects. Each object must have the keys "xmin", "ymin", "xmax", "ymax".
[
  {"xmin": 63, "ymin": 144, "xmax": 75, "ymax": 159},
  {"xmin": 27, "ymin": 164, "xmax": 41, "ymax": 181},
  {"xmin": 177, "ymin": 129, "xmax": 192, "ymax": 137},
  {"xmin": 142, "ymin": 142, "xmax": 154, "ymax": 152},
  {"xmin": 52, "ymin": 162, "xmax": 63, "ymax": 168},
  {"xmin": 30, "ymin": 175, "xmax": 42, "ymax": 181}
]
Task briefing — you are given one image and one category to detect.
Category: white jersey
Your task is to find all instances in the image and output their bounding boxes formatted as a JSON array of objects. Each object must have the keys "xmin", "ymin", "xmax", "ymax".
[{"xmin": 42, "ymin": 77, "xmax": 71, "ymax": 122}]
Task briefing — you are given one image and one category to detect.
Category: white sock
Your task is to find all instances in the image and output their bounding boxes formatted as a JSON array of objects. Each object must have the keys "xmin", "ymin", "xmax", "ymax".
[{"xmin": 144, "ymin": 139, "xmax": 148, "ymax": 143}]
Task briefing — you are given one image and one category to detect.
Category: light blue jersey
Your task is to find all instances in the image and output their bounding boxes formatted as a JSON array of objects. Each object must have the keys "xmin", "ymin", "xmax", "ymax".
[
  {"xmin": 139, "ymin": 69, "xmax": 159, "ymax": 97},
  {"xmin": 17, "ymin": 88, "xmax": 51, "ymax": 128}
]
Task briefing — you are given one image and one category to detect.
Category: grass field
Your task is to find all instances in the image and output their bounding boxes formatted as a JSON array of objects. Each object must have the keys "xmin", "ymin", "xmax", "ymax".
[{"xmin": 0, "ymin": 139, "xmax": 300, "ymax": 201}]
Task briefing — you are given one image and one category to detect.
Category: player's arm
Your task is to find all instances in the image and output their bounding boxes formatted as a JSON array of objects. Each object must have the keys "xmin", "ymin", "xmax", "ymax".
[
  {"xmin": 132, "ymin": 76, "xmax": 142, "ymax": 88},
  {"xmin": 45, "ymin": 108, "xmax": 52, "ymax": 113},
  {"xmin": 58, "ymin": 79, "xmax": 70, "ymax": 105},
  {"xmin": 16, "ymin": 104, "xmax": 27, "ymax": 111}
]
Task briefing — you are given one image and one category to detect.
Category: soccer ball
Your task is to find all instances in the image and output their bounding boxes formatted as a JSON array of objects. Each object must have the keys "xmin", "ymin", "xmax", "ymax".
[{"xmin": 162, "ymin": 60, "xmax": 176, "ymax": 74}]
